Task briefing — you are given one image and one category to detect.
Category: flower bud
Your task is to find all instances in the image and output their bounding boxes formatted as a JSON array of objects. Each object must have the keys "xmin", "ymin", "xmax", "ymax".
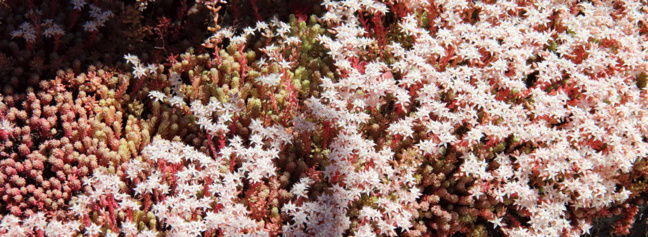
[
  {"xmin": 10, "ymin": 206, "xmax": 22, "ymax": 216},
  {"xmin": 41, "ymin": 93, "xmax": 53, "ymax": 104},
  {"xmin": 5, "ymin": 166, "xmax": 16, "ymax": 176},
  {"xmin": 40, "ymin": 118, "xmax": 51, "ymax": 132},
  {"xmin": 26, "ymin": 184, "xmax": 36, "ymax": 193},
  {"xmin": 70, "ymin": 179, "xmax": 81, "ymax": 191},
  {"xmin": 35, "ymin": 174, "xmax": 44, "ymax": 184},
  {"xmin": 29, "ymin": 169, "xmax": 38, "ymax": 179},
  {"xmin": 56, "ymin": 171, "xmax": 66, "ymax": 181},
  {"xmin": 14, "ymin": 162, "xmax": 25, "ymax": 173},
  {"xmin": 17, "ymin": 110, "xmax": 28, "ymax": 121},
  {"xmin": 42, "ymin": 180, "xmax": 51, "ymax": 189},
  {"xmin": 53, "ymin": 189, "xmax": 62, "ymax": 199},
  {"xmin": 51, "ymin": 178, "xmax": 62, "ymax": 190}
]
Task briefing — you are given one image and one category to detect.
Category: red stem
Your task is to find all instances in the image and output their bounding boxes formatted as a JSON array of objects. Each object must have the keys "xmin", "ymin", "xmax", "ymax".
[
  {"xmin": 86, "ymin": 31, "xmax": 99, "ymax": 47},
  {"xmin": 250, "ymin": 0, "xmax": 262, "ymax": 21},
  {"xmin": 207, "ymin": 134, "xmax": 218, "ymax": 159},
  {"xmin": 69, "ymin": 10, "xmax": 80, "ymax": 30},
  {"xmin": 238, "ymin": 46, "xmax": 247, "ymax": 84}
]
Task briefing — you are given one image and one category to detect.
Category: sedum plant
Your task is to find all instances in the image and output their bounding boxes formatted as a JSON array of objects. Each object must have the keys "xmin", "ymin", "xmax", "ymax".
[{"xmin": 1, "ymin": 0, "xmax": 648, "ymax": 237}]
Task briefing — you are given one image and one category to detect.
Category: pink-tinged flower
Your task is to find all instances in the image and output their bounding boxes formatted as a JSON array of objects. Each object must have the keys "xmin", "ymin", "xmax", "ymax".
[
  {"xmin": 64, "ymin": 221, "xmax": 82, "ymax": 234},
  {"xmin": 291, "ymin": 177, "xmax": 312, "ymax": 199},
  {"xmin": 168, "ymin": 96, "xmax": 186, "ymax": 108},
  {"xmin": 139, "ymin": 229, "xmax": 159, "ymax": 237},
  {"xmin": 277, "ymin": 55, "xmax": 295, "ymax": 68},
  {"xmin": 0, "ymin": 215, "xmax": 20, "ymax": 232},
  {"xmin": 69, "ymin": 202, "xmax": 87, "ymax": 217},
  {"xmin": 70, "ymin": 0, "xmax": 86, "ymax": 10},
  {"xmin": 282, "ymin": 201, "xmax": 298, "ymax": 215},
  {"xmin": 105, "ymin": 232, "xmax": 119, "ymax": 237},
  {"xmin": 121, "ymin": 220, "xmax": 137, "ymax": 236},
  {"xmin": 489, "ymin": 217, "xmax": 505, "ymax": 229},
  {"xmin": 256, "ymin": 73, "xmax": 282, "ymax": 87},
  {"xmin": 42, "ymin": 23, "xmax": 65, "ymax": 38},
  {"xmin": 0, "ymin": 118, "xmax": 14, "ymax": 140},
  {"xmin": 355, "ymin": 223, "xmax": 374, "ymax": 237},
  {"xmin": 123, "ymin": 54, "xmax": 140, "ymax": 65},
  {"xmin": 22, "ymin": 212, "xmax": 47, "ymax": 232},
  {"xmin": 83, "ymin": 21, "xmax": 99, "ymax": 33},
  {"xmin": 132, "ymin": 64, "xmax": 148, "ymax": 79},
  {"xmin": 377, "ymin": 219, "xmax": 396, "ymax": 236},
  {"xmin": 148, "ymin": 90, "xmax": 167, "ymax": 103},
  {"xmin": 464, "ymin": 127, "xmax": 484, "ymax": 144},
  {"xmin": 119, "ymin": 198, "xmax": 141, "ymax": 212},
  {"xmin": 134, "ymin": 183, "xmax": 147, "ymax": 197},
  {"xmin": 247, "ymin": 169, "xmax": 264, "ymax": 183},
  {"xmin": 387, "ymin": 117, "xmax": 415, "ymax": 139},
  {"xmin": 45, "ymin": 221, "xmax": 65, "ymax": 236},
  {"xmin": 11, "ymin": 22, "xmax": 37, "ymax": 43},
  {"xmin": 88, "ymin": 5, "xmax": 102, "ymax": 19},
  {"xmin": 292, "ymin": 210, "xmax": 308, "ymax": 226},
  {"xmin": 359, "ymin": 206, "xmax": 382, "ymax": 221}
]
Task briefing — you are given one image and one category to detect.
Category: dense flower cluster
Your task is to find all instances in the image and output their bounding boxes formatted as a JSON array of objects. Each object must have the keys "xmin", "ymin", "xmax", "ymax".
[{"xmin": 1, "ymin": 0, "xmax": 648, "ymax": 236}]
